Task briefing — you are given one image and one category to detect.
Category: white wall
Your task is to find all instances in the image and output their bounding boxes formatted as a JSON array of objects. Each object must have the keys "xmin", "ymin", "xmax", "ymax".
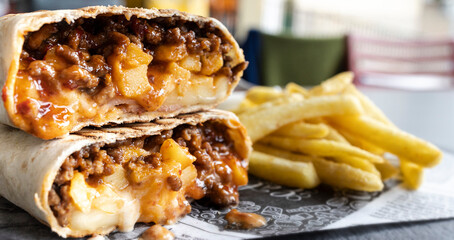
[{"xmin": 236, "ymin": 0, "xmax": 286, "ymax": 43}]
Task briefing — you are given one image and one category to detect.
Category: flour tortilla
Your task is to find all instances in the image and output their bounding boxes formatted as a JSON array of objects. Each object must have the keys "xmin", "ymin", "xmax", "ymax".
[
  {"xmin": 0, "ymin": 5, "xmax": 245, "ymax": 137},
  {"xmin": 0, "ymin": 109, "xmax": 251, "ymax": 237}
]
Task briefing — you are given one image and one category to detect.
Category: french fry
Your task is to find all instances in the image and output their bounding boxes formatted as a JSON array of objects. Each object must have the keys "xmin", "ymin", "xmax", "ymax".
[
  {"xmin": 400, "ymin": 159, "xmax": 424, "ymax": 190},
  {"xmin": 342, "ymin": 85, "xmax": 395, "ymax": 127},
  {"xmin": 235, "ymin": 93, "xmax": 302, "ymax": 116},
  {"xmin": 253, "ymin": 144, "xmax": 383, "ymax": 192},
  {"xmin": 329, "ymin": 116, "xmax": 442, "ymax": 168},
  {"xmin": 260, "ymin": 136, "xmax": 384, "ymax": 163},
  {"xmin": 271, "ymin": 121, "xmax": 329, "ymax": 139},
  {"xmin": 253, "ymin": 143, "xmax": 314, "ymax": 163},
  {"xmin": 233, "ymin": 98, "xmax": 257, "ymax": 114},
  {"xmin": 305, "ymin": 117, "xmax": 325, "ymax": 124},
  {"xmin": 308, "ymin": 72, "xmax": 353, "ymax": 96},
  {"xmin": 337, "ymin": 128, "xmax": 385, "ymax": 155},
  {"xmin": 324, "ymin": 125, "xmax": 349, "ymax": 143},
  {"xmin": 238, "ymin": 74, "xmax": 440, "ymax": 192},
  {"xmin": 313, "ymin": 157, "xmax": 384, "ymax": 192},
  {"xmin": 245, "ymin": 86, "xmax": 285, "ymax": 105},
  {"xmin": 285, "ymin": 82, "xmax": 309, "ymax": 97},
  {"xmin": 332, "ymin": 155, "xmax": 380, "ymax": 175},
  {"xmin": 254, "ymin": 138, "xmax": 382, "ymax": 176},
  {"xmin": 249, "ymin": 151, "xmax": 320, "ymax": 189},
  {"xmin": 238, "ymin": 95, "xmax": 363, "ymax": 142},
  {"xmin": 246, "ymin": 93, "xmax": 303, "ymax": 114},
  {"xmin": 375, "ymin": 159, "xmax": 399, "ymax": 180}
]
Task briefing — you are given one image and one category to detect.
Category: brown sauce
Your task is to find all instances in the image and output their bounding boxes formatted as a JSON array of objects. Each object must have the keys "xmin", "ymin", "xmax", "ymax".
[
  {"xmin": 140, "ymin": 224, "xmax": 174, "ymax": 240},
  {"xmin": 225, "ymin": 209, "xmax": 267, "ymax": 229}
]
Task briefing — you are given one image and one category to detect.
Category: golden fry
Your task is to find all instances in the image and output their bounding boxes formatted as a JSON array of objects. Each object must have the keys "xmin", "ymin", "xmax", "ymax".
[
  {"xmin": 375, "ymin": 159, "xmax": 399, "ymax": 180},
  {"xmin": 272, "ymin": 121, "xmax": 329, "ymax": 139},
  {"xmin": 253, "ymin": 143, "xmax": 314, "ymax": 163},
  {"xmin": 309, "ymin": 72, "xmax": 353, "ymax": 96},
  {"xmin": 324, "ymin": 125, "xmax": 349, "ymax": 143},
  {"xmin": 342, "ymin": 85, "xmax": 395, "ymax": 127},
  {"xmin": 245, "ymin": 86, "xmax": 285, "ymax": 105},
  {"xmin": 330, "ymin": 116, "xmax": 442, "ymax": 168},
  {"xmin": 248, "ymin": 93, "xmax": 303, "ymax": 112},
  {"xmin": 253, "ymin": 144, "xmax": 383, "ymax": 192},
  {"xmin": 235, "ymin": 88, "xmax": 303, "ymax": 115},
  {"xmin": 249, "ymin": 151, "xmax": 320, "ymax": 189},
  {"xmin": 238, "ymin": 95, "xmax": 363, "ymax": 142},
  {"xmin": 285, "ymin": 82, "xmax": 309, "ymax": 97},
  {"xmin": 400, "ymin": 159, "xmax": 424, "ymax": 190},
  {"xmin": 239, "ymin": 75, "xmax": 440, "ymax": 192},
  {"xmin": 337, "ymin": 128, "xmax": 385, "ymax": 155},
  {"xmin": 305, "ymin": 117, "xmax": 325, "ymax": 124},
  {"xmin": 254, "ymin": 139, "xmax": 381, "ymax": 176},
  {"xmin": 233, "ymin": 98, "xmax": 257, "ymax": 114},
  {"xmin": 260, "ymin": 136, "xmax": 384, "ymax": 163},
  {"xmin": 312, "ymin": 157, "xmax": 384, "ymax": 192},
  {"xmin": 332, "ymin": 155, "xmax": 380, "ymax": 175}
]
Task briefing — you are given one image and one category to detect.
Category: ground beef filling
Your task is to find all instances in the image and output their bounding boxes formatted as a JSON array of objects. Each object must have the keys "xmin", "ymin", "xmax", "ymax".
[
  {"xmin": 22, "ymin": 15, "xmax": 236, "ymax": 87},
  {"xmin": 48, "ymin": 121, "xmax": 246, "ymax": 227},
  {"xmin": 15, "ymin": 15, "xmax": 247, "ymax": 139}
]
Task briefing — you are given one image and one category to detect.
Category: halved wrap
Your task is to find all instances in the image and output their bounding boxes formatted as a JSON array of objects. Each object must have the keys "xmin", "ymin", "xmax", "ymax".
[
  {"xmin": 0, "ymin": 109, "xmax": 251, "ymax": 238},
  {"xmin": 0, "ymin": 6, "xmax": 247, "ymax": 139}
]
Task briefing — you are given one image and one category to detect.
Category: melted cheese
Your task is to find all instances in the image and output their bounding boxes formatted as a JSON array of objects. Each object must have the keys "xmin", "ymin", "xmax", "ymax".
[
  {"xmin": 67, "ymin": 139, "xmax": 200, "ymax": 232},
  {"xmin": 14, "ymin": 41, "xmax": 235, "ymax": 139}
]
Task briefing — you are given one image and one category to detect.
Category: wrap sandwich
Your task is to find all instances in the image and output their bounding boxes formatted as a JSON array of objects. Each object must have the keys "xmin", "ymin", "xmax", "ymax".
[
  {"xmin": 0, "ymin": 6, "xmax": 247, "ymax": 139},
  {"xmin": 0, "ymin": 109, "xmax": 251, "ymax": 237}
]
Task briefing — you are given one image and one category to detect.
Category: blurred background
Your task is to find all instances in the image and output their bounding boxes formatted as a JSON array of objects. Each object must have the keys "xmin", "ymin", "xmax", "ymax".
[{"xmin": 5, "ymin": 0, "xmax": 454, "ymax": 90}]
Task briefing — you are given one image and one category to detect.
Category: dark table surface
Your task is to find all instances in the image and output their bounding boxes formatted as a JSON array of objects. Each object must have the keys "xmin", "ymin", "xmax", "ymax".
[
  {"xmin": 1, "ymin": 202, "xmax": 453, "ymax": 240},
  {"xmin": 263, "ymin": 219, "xmax": 454, "ymax": 240},
  {"xmin": 1, "ymin": 197, "xmax": 453, "ymax": 240}
]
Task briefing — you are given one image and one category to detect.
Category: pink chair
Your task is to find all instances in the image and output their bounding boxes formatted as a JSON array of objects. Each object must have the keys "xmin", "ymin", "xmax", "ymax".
[{"xmin": 347, "ymin": 34, "xmax": 454, "ymax": 90}]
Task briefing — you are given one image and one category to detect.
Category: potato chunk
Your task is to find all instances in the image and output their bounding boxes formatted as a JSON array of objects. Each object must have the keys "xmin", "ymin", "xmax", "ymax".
[
  {"xmin": 227, "ymin": 157, "xmax": 248, "ymax": 186},
  {"xmin": 200, "ymin": 52, "xmax": 223, "ymax": 75},
  {"xmin": 178, "ymin": 54, "xmax": 202, "ymax": 72},
  {"xmin": 154, "ymin": 44, "xmax": 188, "ymax": 62},
  {"xmin": 69, "ymin": 172, "xmax": 97, "ymax": 213},
  {"xmin": 161, "ymin": 139, "xmax": 196, "ymax": 169},
  {"xmin": 104, "ymin": 165, "xmax": 129, "ymax": 190},
  {"xmin": 137, "ymin": 62, "xmax": 190, "ymax": 110},
  {"xmin": 109, "ymin": 43, "xmax": 153, "ymax": 98},
  {"xmin": 123, "ymin": 43, "xmax": 153, "ymax": 68},
  {"xmin": 92, "ymin": 185, "xmax": 125, "ymax": 214}
]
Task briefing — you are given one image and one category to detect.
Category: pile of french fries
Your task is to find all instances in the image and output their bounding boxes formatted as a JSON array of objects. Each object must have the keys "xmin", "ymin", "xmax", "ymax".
[{"xmin": 235, "ymin": 72, "xmax": 442, "ymax": 191}]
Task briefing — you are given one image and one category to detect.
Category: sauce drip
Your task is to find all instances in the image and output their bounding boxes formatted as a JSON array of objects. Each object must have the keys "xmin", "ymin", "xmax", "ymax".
[
  {"xmin": 225, "ymin": 209, "xmax": 267, "ymax": 229},
  {"xmin": 140, "ymin": 224, "xmax": 174, "ymax": 240}
]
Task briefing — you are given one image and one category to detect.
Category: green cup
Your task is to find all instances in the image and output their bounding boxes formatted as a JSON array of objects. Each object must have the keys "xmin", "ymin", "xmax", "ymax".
[{"xmin": 260, "ymin": 33, "xmax": 347, "ymax": 86}]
